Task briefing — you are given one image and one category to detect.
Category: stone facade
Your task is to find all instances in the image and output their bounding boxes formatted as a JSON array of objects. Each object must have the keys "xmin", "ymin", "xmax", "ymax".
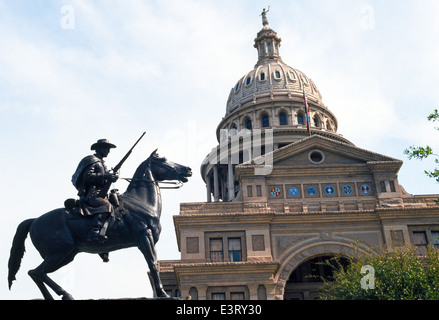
[{"xmin": 156, "ymin": 17, "xmax": 439, "ymax": 300}]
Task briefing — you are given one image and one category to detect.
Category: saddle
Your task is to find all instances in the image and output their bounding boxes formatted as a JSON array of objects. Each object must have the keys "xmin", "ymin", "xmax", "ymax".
[
  {"xmin": 64, "ymin": 189, "xmax": 121, "ymax": 217},
  {"xmin": 63, "ymin": 190, "xmax": 122, "ymax": 263}
]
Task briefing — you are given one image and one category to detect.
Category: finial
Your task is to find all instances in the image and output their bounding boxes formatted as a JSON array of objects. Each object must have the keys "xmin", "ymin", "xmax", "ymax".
[{"xmin": 260, "ymin": 6, "xmax": 270, "ymax": 27}]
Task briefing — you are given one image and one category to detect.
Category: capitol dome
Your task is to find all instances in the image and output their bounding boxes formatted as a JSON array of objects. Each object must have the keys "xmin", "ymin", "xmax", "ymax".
[{"xmin": 216, "ymin": 21, "xmax": 351, "ymax": 146}]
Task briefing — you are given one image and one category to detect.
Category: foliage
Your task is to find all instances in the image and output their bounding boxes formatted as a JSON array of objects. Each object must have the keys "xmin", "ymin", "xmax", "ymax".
[
  {"xmin": 319, "ymin": 245, "xmax": 439, "ymax": 300},
  {"xmin": 404, "ymin": 109, "xmax": 439, "ymax": 183}
]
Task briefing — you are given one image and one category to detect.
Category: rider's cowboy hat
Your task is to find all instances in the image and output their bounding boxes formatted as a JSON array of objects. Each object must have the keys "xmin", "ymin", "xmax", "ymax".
[{"xmin": 91, "ymin": 139, "xmax": 117, "ymax": 150}]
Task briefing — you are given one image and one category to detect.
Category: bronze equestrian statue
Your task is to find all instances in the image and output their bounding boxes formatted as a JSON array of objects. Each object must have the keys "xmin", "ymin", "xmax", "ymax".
[{"xmin": 8, "ymin": 146, "xmax": 192, "ymax": 300}]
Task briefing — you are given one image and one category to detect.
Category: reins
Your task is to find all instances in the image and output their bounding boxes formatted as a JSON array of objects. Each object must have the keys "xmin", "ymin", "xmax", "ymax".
[{"xmin": 121, "ymin": 178, "xmax": 183, "ymax": 189}]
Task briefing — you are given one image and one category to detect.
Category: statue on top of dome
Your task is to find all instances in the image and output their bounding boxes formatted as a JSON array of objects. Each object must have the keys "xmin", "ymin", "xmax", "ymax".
[{"xmin": 260, "ymin": 6, "xmax": 270, "ymax": 26}]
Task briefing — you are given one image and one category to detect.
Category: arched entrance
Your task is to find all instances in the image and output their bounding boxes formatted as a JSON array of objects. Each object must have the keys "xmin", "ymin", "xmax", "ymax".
[
  {"xmin": 274, "ymin": 241, "xmax": 372, "ymax": 300},
  {"xmin": 283, "ymin": 255, "xmax": 349, "ymax": 300}
]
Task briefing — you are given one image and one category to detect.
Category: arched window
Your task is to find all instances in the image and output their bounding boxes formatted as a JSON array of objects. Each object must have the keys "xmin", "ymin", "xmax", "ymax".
[
  {"xmin": 230, "ymin": 123, "xmax": 238, "ymax": 136},
  {"xmin": 234, "ymin": 82, "xmax": 240, "ymax": 93},
  {"xmin": 260, "ymin": 72, "xmax": 266, "ymax": 81},
  {"xmin": 313, "ymin": 116, "xmax": 320, "ymax": 128},
  {"xmin": 288, "ymin": 70, "xmax": 296, "ymax": 81},
  {"xmin": 297, "ymin": 113, "xmax": 304, "ymax": 125},
  {"xmin": 261, "ymin": 113, "xmax": 270, "ymax": 128},
  {"xmin": 279, "ymin": 111, "xmax": 288, "ymax": 125},
  {"xmin": 244, "ymin": 117, "xmax": 252, "ymax": 130},
  {"xmin": 326, "ymin": 121, "xmax": 332, "ymax": 131}
]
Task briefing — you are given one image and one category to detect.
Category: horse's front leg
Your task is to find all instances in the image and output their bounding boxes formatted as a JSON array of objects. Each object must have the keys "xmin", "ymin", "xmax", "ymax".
[{"xmin": 137, "ymin": 229, "xmax": 169, "ymax": 298}]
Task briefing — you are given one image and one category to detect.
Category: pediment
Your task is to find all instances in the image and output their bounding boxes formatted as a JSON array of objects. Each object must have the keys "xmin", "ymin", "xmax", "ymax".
[
  {"xmin": 271, "ymin": 135, "xmax": 400, "ymax": 167},
  {"xmin": 236, "ymin": 135, "xmax": 402, "ymax": 173}
]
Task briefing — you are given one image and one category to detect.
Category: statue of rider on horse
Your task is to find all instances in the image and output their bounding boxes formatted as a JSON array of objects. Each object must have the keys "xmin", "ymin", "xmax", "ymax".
[{"xmin": 8, "ymin": 133, "xmax": 192, "ymax": 300}]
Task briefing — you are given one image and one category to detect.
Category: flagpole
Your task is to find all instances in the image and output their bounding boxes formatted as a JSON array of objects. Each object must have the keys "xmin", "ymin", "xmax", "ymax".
[{"xmin": 302, "ymin": 86, "xmax": 312, "ymax": 137}]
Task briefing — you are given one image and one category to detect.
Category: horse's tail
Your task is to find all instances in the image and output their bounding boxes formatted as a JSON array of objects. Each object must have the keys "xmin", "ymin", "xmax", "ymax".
[{"xmin": 8, "ymin": 218, "xmax": 35, "ymax": 290}]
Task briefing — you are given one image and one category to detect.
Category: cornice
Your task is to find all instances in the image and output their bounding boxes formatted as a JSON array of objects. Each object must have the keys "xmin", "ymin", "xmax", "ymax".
[{"xmin": 173, "ymin": 260, "xmax": 279, "ymax": 275}]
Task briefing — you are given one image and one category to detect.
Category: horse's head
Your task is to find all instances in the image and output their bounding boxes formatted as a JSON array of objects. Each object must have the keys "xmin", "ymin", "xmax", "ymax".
[{"xmin": 146, "ymin": 149, "xmax": 192, "ymax": 183}]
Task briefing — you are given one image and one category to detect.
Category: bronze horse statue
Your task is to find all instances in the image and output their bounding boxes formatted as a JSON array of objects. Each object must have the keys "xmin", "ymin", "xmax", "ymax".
[{"xmin": 8, "ymin": 150, "xmax": 192, "ymax": 300}]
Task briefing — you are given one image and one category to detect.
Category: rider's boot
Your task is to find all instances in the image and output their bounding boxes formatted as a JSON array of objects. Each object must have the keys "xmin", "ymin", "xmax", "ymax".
[{"xmin": 87, "ymin": 214, "xmax": 108, "ymax": 244}]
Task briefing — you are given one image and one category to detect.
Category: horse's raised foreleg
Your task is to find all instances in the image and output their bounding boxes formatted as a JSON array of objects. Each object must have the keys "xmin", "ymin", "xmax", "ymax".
[
  {"xmin": 28, "ymin": 250, "xmax": 76, "ymax": 300},
  {"xmin": 137, "ymin": 229, "xmax": 169, "ymax": 298}
]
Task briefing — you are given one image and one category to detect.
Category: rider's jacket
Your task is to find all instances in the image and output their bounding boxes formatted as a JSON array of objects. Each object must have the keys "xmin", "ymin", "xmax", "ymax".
[{"xmin": 71, "ymin": 155, "xmax": 112, "ymax": 215}]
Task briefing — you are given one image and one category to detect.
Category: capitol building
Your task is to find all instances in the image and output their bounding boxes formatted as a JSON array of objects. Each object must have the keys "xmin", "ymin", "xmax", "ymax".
[{"xmin": 155, "ymin": 14, "xmax": 439, "ymax": 300}]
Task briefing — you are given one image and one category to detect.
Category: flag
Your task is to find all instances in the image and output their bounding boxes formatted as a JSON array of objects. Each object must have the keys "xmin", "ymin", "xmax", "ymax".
[{"xmin": 302, "ymin": 87, "xmax": 311, "ymax": 135}]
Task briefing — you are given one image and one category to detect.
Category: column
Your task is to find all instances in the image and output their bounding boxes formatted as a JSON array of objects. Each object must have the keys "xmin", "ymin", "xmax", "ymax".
[
  {"xmin": 213, "ymin": 166, "xmax": 219, "ymax": 202},
  {"xmin": 228, "ymin": 161, "xmax": 235, "ymax": 201},
  {"xmin": 206, "ymin": 173, "xmax": 212, "ymax": 203}
]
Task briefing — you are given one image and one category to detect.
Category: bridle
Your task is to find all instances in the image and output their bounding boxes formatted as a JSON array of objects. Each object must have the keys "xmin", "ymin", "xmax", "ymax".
[{"xmin": 118, "ymin": 156, "xmax": 187, "ymax": 189}]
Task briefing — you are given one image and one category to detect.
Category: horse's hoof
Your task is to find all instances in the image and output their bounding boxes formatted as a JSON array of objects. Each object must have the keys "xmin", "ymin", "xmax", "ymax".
[{"xmin": 62, "ymin": 294, "xmax": 74, "ymax": 300}]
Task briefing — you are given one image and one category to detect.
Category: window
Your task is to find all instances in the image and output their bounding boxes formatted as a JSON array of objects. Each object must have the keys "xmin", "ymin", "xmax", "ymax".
[
  {"xmin": 208, "ymin": 287, "xmax": 249, "ymax": 300},
  {"xmin": 279, "ymin": 111, "xmax": 288, "ymax": 125},
  {"xmin": 360, "ymin": 184, "xmax": 371, "ymax": 195},
  {"xmin": 206, "ymin": 232, "xmax": 246, "ymax": 262},
  {"xmin": 297, "ymin": 113, "xmax": 304, "ymax": 125},
  {"xmin": 409, "ymin": 227, "xmax": 439, "ymax": 255},
  {"xmin": 247, "ymin": 186, "xmax": 253, "ymax": 197},
  {"xmin": 302, "ymin": 75, "xmax": 309, "ymax": 85},
  {"xmin": 260, "ymin": 72, "xmax": 266, "ymax": 81},
  {"xmin": 306, "ymin": 186, "xmax": 318, "ymax": 196},
  {"xmin": 261, "ymin": 114, "xmax": 270, "ymax": 128},
  {"xmin": 230, "ymin": 292, "xmax": 245, "ymax": 300},
  {"xmin": 228, "ymin": 238, "xmax": 242, "ymax": 262},
  {"xmin": 288, "ymin": 70, "xmax": 296, "ymax": 81},
  {"xmin": 324, "ymin": 185, "xmax": 335, "ymax": 196},
  {"xmin": 389, "ymin": 180, "xmax": 396, "ymax": 192},
  {"xmin": 266, "ymin": 41, "xmax": 273, "ymax": 54},
  {"xmin": 326, "ymin": 121, "xmax": 332, "ymax": 131},
  {"xmin": 342, "ymin": 184, "xmax": 353, "ymax": 195},
  {"xmin": 313, "ymin": 115, "xmax": 320, "ymax": 127},
  {"xmin": 309, "ymin": 150, "xmax": 324, "ymax": 164},
  {"xmin": 234, "ymin": 82, "xmax": 240, "ymax": 93},
  {"xmin": 256, "ymin": 185, "xmax": 262, "ymax": 197},
  {"xmin": 211, "ymin": 293, "xmax": 226, "ymax": 300},
  {"xmin": 209, "ymin": 238, "xmax": 224, "ymax": 262},
  {"xmin": 413, "ymin": 231, "xmax": 428, "ymax": 256},
  {"xmin": 244, "ymin": 117, "xmax": 252, "ymax": 130},
  {"xmin": 274, "ymin": 70, "xmax": 281, "ymax": 79},
  {"xmin": 380, "ymin": 181, "xmax": 386, "ymax": 192},
  {"xmin": 245, "ymin": 76, "xmax": 252, "ymax": 86}
]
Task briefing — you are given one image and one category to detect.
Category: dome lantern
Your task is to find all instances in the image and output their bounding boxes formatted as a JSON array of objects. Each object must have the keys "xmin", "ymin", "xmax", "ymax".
[{"xmin": 254, "ymin": 8, "xmax": 282, "ymax": 66}]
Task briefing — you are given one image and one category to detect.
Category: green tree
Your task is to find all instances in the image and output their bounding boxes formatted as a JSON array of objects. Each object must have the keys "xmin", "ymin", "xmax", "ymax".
[
  {"xmin": 319, "ymin": 246, "xmax": 439, "ymax": 300},
  {"xmin": 404, "ymin": 109, "xmax": 439, "ymax": 183}
]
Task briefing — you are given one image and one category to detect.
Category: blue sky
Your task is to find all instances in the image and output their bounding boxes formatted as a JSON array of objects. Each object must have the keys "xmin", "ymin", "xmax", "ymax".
[{"xmin": 1, "ymin": 0, "xmax": 439, "ymax": 300}]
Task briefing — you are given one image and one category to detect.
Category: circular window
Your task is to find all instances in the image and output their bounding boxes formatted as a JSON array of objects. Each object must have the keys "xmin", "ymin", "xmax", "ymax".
[
  {"xmin": 342, "ymin": 185, "xmax": 353, "ymax": 195},
  {"xmin": 308, "ymin": 150, "xmax": 325, "ymax": 164},
  {"xmin": 288, "ymin": 186, "xmax": 299, "ymax": 197},
  {"xmin": 270, "ymin": 187, "xmax": 281, "ymax": 198},
  {"xmin": 306, "ymin": 186, "xmax": 318, "ymax": 196},
  {"xmin": 360, "ymin": 184, "xmax": 371, "ymax": 195},
  {"xmin": 324, "ymin": 185, "xmax": 335, "ymax": 196}
]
